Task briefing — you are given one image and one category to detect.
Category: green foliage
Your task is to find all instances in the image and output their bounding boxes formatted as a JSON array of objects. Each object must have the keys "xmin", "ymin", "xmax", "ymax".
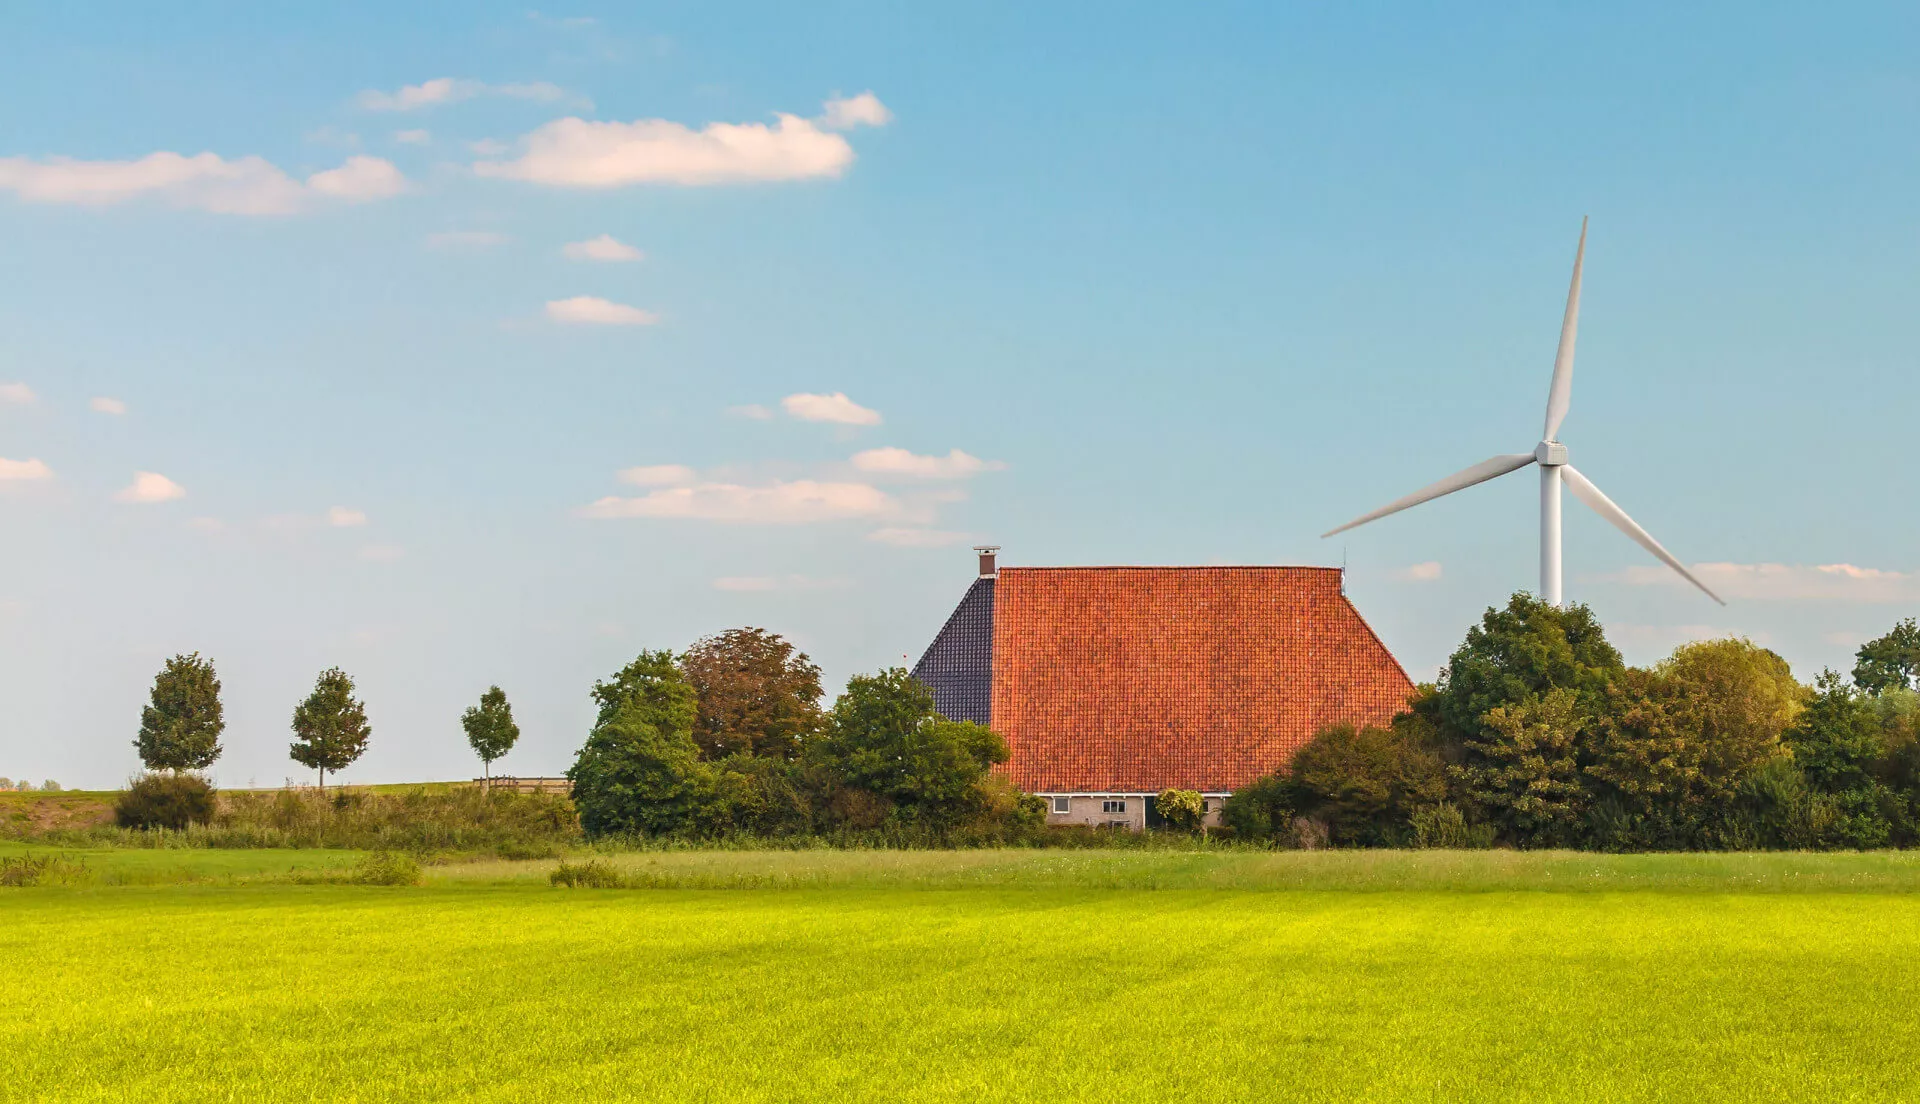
[
  {"xmin": 115, "ymin": 773, "xmax": 218, "ymax": 830},
  {"xmin": 349, "ymin": 851, "xmax": 422, "ymax": 886},
  {"xmin": 682, "ymin": 628, "xmax": 824, "ymax": 760},
  {"xmin": 569, "ymin": 654, "xmax": 716, "ymax": 838},
  {"xmin": 1154, "ymin": 789, "xmax": 1205, "ymax": 832},
  {"xmin": 0, "ymin": 853, "xmax": 93, "ymax": 887},
  {"xmin": 1454, "ymin": 688, "xmax": 1589, "ymax": 846},
  {"xmin": 289, "ymin": 667, "xmax": 371, "ymax": 787},
  {"xmin": 550, "ymin": 859, "xmax": 623, "ymax": 888},
  {"xmin": 1288, "ymin": 722, "xmax": 1448, "ymax": 846},
  {"xmin": 461, "ymin": 686, "xmax": 521, "ymax": 778},
  {"xmin": 1409, "ymin": 803, "xmax": 1490, "ymax": 849},
  {"xmin": 810, "ymin": 669, "xmax": 1009, "ymax": 822},
  {"xmin": 1853, "ymin": 617, "xmax": 1920, "ymax": 694},
  {"xmin": 1221, "ymin": 773, "xmax": 1295, "ymax": 842},
  {"xmin": 1430, "ymin": 593, "xmax": 1624, "ymax": 746},
  {"xmin": 135, "ymin": 652, "xmax": 225, "ymax": 772}
]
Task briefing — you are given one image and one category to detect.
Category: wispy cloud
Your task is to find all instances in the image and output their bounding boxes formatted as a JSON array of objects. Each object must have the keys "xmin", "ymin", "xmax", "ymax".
[
  {"xmin": 89, "ymin": 396, "xmax": 127, "ymax": 415},
  {"xmin": 1603, "ymin": 562, "xmax": 1920, "ymax": 603},
  {"xmin": 0, "ymin": 458, "xmax": 52, "ymax": 481},
  {"xmin": 394, "ymin": 129, "xmax": 432, "ymax": 145},
  {"xmin": 327, "ymin": 506, "xmax": 368, "ymax": 527},
  {"xmin": 726, "ymin": 404, "xmax": 774, "ymax": 420},
  {"xmin": 782, "ymin": 392, "xmax": 880, "ymax": 425},
  {"xmin": 851, "ymin": 447, "xmax": 1004, "ymax": 479},
  {"xmin": 0, "ymin": 383, "xmax": 34, "ymax": 404},
  {"xmin": 1391, "ymin": 561, "xmax": 1443, "ymax": 582},
  {"xmin": 356, "ymin": 78, "xmax": 572, "ymax": 112},
  {"xmin": 1609, "ymin": 623, "xmax": 1770, "ymax": 653},
  {"xmin": 113, "ymin": 471, "xmax": 185, "ymax": 504},
  {"xmin": 473, "ymin": 94, "xmax": 889, "ymax": 187},
  {"xmin": 820, "ymin": 92, "xmax": 893, "ymax": 130},
  {"xmin": 0, "ymin": 152, "xmax": 406, "ymax": 215},
  {"xmin": 545, "ymin": 296, "xmax": 658, "ymax": 326},
  {"xmin": 562, "ymin": 233, "xmax": 643, "ymax": 262},
  {"xmin": 618, "ymin": 464, "xmax": 696, "ymax": 486},
  {"xmin": 581, "ymin": 479, "xmax": 893, "ymax": 523}
]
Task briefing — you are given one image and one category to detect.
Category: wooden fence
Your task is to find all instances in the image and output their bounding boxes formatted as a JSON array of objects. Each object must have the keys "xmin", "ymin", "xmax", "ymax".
[{"xmin": 475, "ymin": 776, "xmax": 571, "ymax": 795}]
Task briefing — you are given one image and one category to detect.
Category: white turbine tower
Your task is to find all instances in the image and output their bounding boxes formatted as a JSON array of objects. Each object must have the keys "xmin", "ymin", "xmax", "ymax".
[{"xmin": 1324, "ymin": 219, "xmax": 1723, "ymax": 607}]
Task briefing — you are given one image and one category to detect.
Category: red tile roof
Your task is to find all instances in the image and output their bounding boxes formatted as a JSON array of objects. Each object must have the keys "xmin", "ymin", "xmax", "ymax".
[{"xmin": 989, "ymin": 566, "xmax": 1413, "ymax": 792}]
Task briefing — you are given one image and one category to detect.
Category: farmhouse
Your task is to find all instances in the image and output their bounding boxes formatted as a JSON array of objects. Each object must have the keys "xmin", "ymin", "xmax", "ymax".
[{"xmin": 912, "ymin": 549, "xmax": 1414, "ymax": 829}]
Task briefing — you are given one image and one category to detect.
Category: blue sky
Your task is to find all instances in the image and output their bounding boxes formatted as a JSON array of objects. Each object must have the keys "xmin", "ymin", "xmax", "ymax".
[{"xmin": 2, "ymin": 2, "xmax": 1917, "ymax": 788}]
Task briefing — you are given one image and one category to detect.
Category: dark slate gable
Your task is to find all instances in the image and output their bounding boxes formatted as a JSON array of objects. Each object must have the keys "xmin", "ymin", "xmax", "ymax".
[{"xmin": 911, "ymin": 577, "xmax": 995, "ymax": 726}]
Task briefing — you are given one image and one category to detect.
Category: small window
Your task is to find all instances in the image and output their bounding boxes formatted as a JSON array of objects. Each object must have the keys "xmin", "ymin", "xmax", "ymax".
[
  {"xmin": 1102, "ymin": 799, "xmax": 1127, "ymax": 814},
  {"xmin": 1051, "ymin": 796, "xmax": 1071, "ymax": 815},
  {"xmin": 1202, "ymin": 800, "xmax": 1212, "ymax": 813}
]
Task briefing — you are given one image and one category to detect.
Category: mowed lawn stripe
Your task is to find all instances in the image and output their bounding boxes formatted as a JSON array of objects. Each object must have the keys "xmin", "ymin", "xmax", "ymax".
[{"xmin": 3, "ymin": 887, "xmax": 1917, "ymax": 1102}]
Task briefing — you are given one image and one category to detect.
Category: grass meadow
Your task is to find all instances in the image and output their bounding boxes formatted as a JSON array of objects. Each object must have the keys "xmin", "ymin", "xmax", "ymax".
[{"xmin": 5, "ymin": 849, "xmax": 1920, "ymax": 1102}]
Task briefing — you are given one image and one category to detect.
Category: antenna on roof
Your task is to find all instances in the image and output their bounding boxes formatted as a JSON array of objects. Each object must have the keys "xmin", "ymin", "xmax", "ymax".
[{"xmin": 1341, "ymin": 544, "xmax": 1348, "ymax": 595}]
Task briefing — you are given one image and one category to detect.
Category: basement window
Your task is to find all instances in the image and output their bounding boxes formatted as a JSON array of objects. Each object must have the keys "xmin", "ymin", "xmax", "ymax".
[
  {"xmin": 1051, "ymin": 796, "xmax": 1071, "ymax": 815},
  {"xmin": 1102, "ymin": 800, "xmax": 1127, "ymax": 814}
]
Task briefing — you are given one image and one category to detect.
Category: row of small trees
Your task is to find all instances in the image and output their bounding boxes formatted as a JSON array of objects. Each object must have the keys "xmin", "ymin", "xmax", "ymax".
[
  {"xmin": 133, "ymin": 655, "xmax": 522, "ymax": 786},
  {"xmin": 1223, "ymin": 596, "xmax": 1920, "ymax": 851}
]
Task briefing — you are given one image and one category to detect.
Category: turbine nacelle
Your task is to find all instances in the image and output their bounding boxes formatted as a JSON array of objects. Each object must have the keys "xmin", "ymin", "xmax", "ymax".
[{"xmin": 1323, "ymin": 219, "xmax": 1724, "ymax": 607}]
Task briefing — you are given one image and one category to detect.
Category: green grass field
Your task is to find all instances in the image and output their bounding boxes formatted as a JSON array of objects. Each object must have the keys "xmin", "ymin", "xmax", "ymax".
[{"xmin": 5, "ymin": 849, "xmax": 1919, "ymax": 1102}]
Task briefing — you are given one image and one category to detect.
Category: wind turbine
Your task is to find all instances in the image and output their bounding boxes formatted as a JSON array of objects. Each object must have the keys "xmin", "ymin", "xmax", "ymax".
[{"xmin": 1323, "ymin": 219, "xmax": 1723, "ymax": 607}]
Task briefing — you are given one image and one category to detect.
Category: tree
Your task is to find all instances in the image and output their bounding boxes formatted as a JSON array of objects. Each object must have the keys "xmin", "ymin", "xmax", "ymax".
[
  {"xmin": 1854, "ymin": 618, "xmax": 1920, "ymax": 695},
  {"xmin": 1656, "ymin": 638, "xmax": 1804, "ymax": 783},
  {"xmin": 1221, "ymin": 773, "xmax": 1295, "ymax": 841},
  {"xmin": 810, "ymin": 668, "xmax": 1009, "ymax": 822},
  {"xmin": 135, "ymin": 652, "xmax": 225, "ymax": 772},
  {"xmin": 681, "ymin": 628, "xmax": 824, "ymax": 760},
  {"xmin": 289, "ymin": 667, "xmax": 371, "ymax": 788},
  {"xmin": 568, "ymin": 652, "xmax": 711, "ymax": 837},
  {"xmin": 1428, "ymin": 594, "xmax": 1624, "ymax": 745},
  {"xmin": 1289, "ymin": 722, "xmax": 1448, "ymax": 845},
  {"xmin": 461, "ymin": 686, "xmax": 521, "ymax": 780},
  {"xmin": 1154, "ymin": 788, "xmax": 1206, "ymax": 833},
  {"xmin": 1783, "ymin": 670, "xmax": 1896, "ymax": 849},
  {"xmin": 1454, "ymin": 688, "xmax": 1590, "ymax": 846}
]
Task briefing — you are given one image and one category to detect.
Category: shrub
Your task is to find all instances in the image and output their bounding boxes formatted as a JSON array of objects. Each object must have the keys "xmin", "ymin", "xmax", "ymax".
[
  {"xmin": 1411, "ymin": 803, "xmax": 1491, "ymax": 849},
  {"xmin": 349, "ymin": 851, "xmax": 422, "ymax": 886},
  {"xmin": 551, "ymin": 859, "xmax": 623, "ymax": 888},
  {"xmin": 1155, "ymin": 789, "xmax": 1205, "ymax": 832},
  {"xmin": 1291, "ymin": 722, "xmax": 1448, "ymax": 846},
  {"xmin": 1222, "ymin": 773, "xmax": 1295, "ymax": 842},
  {"xmin": 115, "ymin": 773, "xmax": 217, "ymax": 830}
]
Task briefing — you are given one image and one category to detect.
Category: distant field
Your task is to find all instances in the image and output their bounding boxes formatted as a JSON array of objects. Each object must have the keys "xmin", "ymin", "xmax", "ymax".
[{"xmin": 4, "ymin": 851, "xmax": 1920, "ymax": 1102}]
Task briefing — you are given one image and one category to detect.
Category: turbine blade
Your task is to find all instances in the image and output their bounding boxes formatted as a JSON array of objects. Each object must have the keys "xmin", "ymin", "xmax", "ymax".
[
  {"xmin": 1322, "ymin": 453, "xmax": 1536, "ymax": 538},
  {"xmin": 1542, "ymin": 217, "xmax": 1587, "ymax": 441},
  {"xmin": 1561, "ymin": 464, "xmax": 1724, "ymax": 605}
]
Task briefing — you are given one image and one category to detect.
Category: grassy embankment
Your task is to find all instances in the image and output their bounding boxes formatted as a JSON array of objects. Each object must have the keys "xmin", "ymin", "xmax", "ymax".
[{"xmin": 4, "ymin": 849, "xmax": 1920, "ymax": 1101}]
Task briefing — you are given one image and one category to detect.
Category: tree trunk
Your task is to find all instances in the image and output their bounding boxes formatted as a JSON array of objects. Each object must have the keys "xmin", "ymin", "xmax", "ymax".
[{"xmin": 318, "ymin": 767, "xmax": 326, "ymax": 791}]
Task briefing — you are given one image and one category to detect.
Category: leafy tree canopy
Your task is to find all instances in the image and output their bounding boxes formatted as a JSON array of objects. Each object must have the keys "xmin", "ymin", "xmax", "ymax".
[
  {"xmin": 136, "ymin": 652, "xmax": 225, "ymax": 772},
  {"xmin": 1429, "ymin": 593, "xmax": 1624, "ymax": 745},
  {"xmin": 462, "ymin": 685, "xmax": 521, "ymax": 778},
  {"xmin": 1290, "ymin": 722, "xmax": 1447, "ymax": 846},
  {"xmin": 1455, "ymin": 687, "xmax": 1589, "ymax": 846},
  {"xmin": 1787, "ymin": 670, "xmax": 1887, "ymax": 795},
  {"xmin": 810, "ymin": 668, "xmax": 1008, "ymax": 820},
  {"xmin": 289, "ymin": 667, "xmax": 371, "ymax": 788},
  {"xmin": 567, "ymin": 698, "xmax": 715, "ymax": 838},
  {"xmin": 591, "ymin": 650, "xmax": 697, "ymax": 732},
  {"xmin": 681, "ymin": 627, "xmax": 824, "ymax": 760},
  {"xmin": 1853, "ymin": 618, "xmax": 1920, "ymax": 695}
]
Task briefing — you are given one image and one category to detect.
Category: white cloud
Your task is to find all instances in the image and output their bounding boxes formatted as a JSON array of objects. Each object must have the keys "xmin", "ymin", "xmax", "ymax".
[
  {"xmin": 497, "ymin": 82, "xmax": 568, "ymax": 103},
  {"xmin": 113, "ymin": 471, "xmax": 185, "ymax": 504},
  {"xmin": 618, "ymin": 464, "xmax": 696, "ymax": 486},
  {"xmin": 851, "ymin": 447, "xmax": 1004, "ymax": 479},
  {"xmin": 867, "ymin": 527, "xmax": 969, "ymax": 547},
  {"xmin": 581, "ymin": 479, "xmax": 893, "ymax": 524},
  {"xmin": 358, "ymin": 544, "xmax": 405, "ymax": 562},
  {"xmin": 820, "ymin": 92, "xmax": 893, "ymax": 130},
  {"xmin": 306, "ymin": 155, "xmax": 408, "ymax": 201},
  {"xmin": 425, "ymin": 229, "xmax": 508, "ymax": 249},
  {"xmin": 1392, "ymin": 561, "xmax": 1443, "ymax": 582},
  {"xmin": 0, "ymin": 383, "xmax": 34, "ymax": 404},
  {"xmin": 394, "ymin": 129, "xmax": 432, "ymax": 145},
  {"xmin": 357, "ymin": 78, "xmax": 482, "ymax": 112},
  {"xmin": 782, "ymin": 392, "xmax": 880, "ymax": 425},
  {"xmin": 473, "ymin": 95, "xmax": 880, "ymax": 187},
  {"xmin": 545, "ymin": 296, "xmax": 658, "ymax": 326},
  {"xmin": 89, "ymin": 396, "xmax": 127, "ymax": 415},
  {"xmin": 726, "ymin": 404, "xmax": 774, "ymax": 420},
  {"xmin": 562, "ymin": 233, "xmax": 643, "ymax": 262},
  {"xmin": 0, "ymin": 152, "xmax": 406, "ymax": 215},
  {"xmin": 0, "ymin": 458, "xmax": 52, "ymax": 481},
  {"xmin": 1604, "ymin": 561, "xmax": 1920, "ymax": 603},
  {"xmin": 328, "ymin": 506, "xmax": 368, "ymax": 527}
]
